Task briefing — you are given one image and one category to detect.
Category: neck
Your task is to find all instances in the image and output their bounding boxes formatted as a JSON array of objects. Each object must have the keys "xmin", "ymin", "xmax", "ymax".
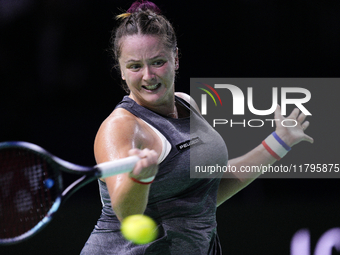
[
  {"xmin": 155, "ymin": 99, "xmax": 177, "ymax": 118},
  {"xmin": 166, "ymin": 104, "xmax": 178, "ymax": 118},
  {"xmin": 129, "ymin": 94, "xmax": 178, "ymax": 118}
]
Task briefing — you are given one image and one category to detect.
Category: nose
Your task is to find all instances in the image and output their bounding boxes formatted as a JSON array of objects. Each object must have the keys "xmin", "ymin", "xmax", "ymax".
[{"xmin": 142, "ymin": 66, "xmax": 156, "ymax": 83}]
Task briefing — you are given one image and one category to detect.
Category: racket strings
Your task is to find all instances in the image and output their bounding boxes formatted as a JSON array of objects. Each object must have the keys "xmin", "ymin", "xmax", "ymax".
[{"xmin": 0, "ymin": 148, "xmax": 59, "ymax": 239}]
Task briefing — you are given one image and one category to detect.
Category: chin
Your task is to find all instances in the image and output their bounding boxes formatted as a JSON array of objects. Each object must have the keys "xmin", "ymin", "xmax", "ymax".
[{"xmin": 144, "ymin": 92, "xmax": 172, "ymax": 105}]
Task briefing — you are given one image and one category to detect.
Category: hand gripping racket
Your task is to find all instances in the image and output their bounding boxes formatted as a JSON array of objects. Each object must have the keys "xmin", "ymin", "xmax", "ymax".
[{"xmin": 0, "ymin": 141, "xmax": 139, "ymax": 245}]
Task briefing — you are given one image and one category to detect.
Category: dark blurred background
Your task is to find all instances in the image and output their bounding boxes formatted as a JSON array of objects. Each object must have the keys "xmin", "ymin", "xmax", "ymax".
[{"xmin": 1, "ymin": 0, "xmax": 339, "ymax": 254}]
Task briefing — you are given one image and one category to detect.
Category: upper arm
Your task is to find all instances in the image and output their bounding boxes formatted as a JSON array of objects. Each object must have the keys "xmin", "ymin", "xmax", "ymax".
[
  {"xmin": 94, "ymin": 109, "xmax": 142, "ymax": 164},
  {"xmin": 94, "ymin": 109, "xmax": 158, "ymax": 219}
]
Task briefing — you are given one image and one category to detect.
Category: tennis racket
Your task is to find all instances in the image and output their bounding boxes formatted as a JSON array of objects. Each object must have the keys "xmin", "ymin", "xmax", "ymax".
[{"xmin": 0, "ymin": 141, "xmax": 139, "ymax": 245}]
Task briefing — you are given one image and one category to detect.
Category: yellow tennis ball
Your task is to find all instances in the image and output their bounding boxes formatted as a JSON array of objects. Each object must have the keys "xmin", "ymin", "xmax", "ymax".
[{"xmin": 121, "ymin": 214, "xmax": 158, "ymax": 245}]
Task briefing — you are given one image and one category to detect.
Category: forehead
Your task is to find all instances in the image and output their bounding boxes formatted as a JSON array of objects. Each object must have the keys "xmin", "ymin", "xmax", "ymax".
[{"xmin": 119, "ymin": 34, "xmax": 171, "ymax": 60}]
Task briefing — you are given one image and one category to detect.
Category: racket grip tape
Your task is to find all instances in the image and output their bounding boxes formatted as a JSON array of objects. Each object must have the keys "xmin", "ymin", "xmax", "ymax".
[{"xmin": 97, "ymin": 156, "xmax": 140, "ymax": 178}]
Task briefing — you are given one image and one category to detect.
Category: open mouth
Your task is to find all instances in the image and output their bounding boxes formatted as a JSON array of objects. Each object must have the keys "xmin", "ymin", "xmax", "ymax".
[{"xmin": 142, "ymin": 83, "xmax": 161, "ymax": 91}]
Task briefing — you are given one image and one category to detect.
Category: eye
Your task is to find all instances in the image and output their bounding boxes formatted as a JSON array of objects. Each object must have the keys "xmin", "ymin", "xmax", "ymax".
[
  {"xmin": 152, "ymin": 60, "xmax": 166, "ymax": 67},
  {"xmin": 128, "ymin": 64, "xmax": 141, "ymax": 71}
]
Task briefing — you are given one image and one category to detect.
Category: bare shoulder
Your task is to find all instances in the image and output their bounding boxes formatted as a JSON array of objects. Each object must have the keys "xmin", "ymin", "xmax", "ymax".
[
  {"xmin": 175, "ymin": 92, "xmax": 201, "ymax": 114},
  {"xmin": 94, "ymin": 108, "xmax": 141, "ymax": 163},
  {"xmin": 100, "ymin": 108, "xmax": 139, "ymax": 133}
]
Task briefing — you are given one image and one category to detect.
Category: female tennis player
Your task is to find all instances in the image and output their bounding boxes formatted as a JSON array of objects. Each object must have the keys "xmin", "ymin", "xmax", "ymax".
[{"xmin": 80, "ymin": 1, "xmax": 313, "ymax": 254}]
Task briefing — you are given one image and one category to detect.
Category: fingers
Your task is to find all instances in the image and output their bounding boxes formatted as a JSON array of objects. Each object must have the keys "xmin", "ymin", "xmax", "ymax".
[
  {"xmin": 275, "ymin": 105, "xmax": 300, "ymax": 119},
  {"xmin": 128, "ymin": 148, "xmax": 158, "ymax": 178},
  {"xmin": 301, "ymin": 120, "xmax": 310, "ymax": 131},
  {"xmin": 297, "ymin": 111, "xmax": 307, "ymax": 124},
  {"xmin": 136, "ymin": 149, "xmax": 158, "ymax": 169},
  {"xmin": 128, "ymin": 148, "xmax": 143, "ymax": 157},
  {"xmin": 293, "ymin": 110, "xmax": 310, "ymax": 133},
  {"xmin": 274, "ymin": 104, "xmax": 281, "ymax": 120},
  {"xmin": 276, "ymin": 106, "xmax": 309, "ymax": 129},
  {"xmin": 274, "ymin": 105, "xmax": 313, "ymax": 146},
  {"xmin": 129, "ymin": 148, "xmax": 158, "ymax": 164},
  {"xmin": 276, "ymin": 106, "xmax": 306, "ymax": 121},
  {"xmin": 300, "ymin": 120, "xmax": 314, "ymax": 144},
  {"xmin": 303, "ymin": 133, "xmax": 314, "ymax": 144},
  {"xmin": 289, "ymin": 108, "xmax": 300, "ymax": 120}
]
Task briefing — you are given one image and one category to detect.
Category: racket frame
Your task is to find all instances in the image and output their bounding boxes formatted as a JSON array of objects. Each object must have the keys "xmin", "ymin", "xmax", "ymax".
[{"xmin": 0, "ymin": 141, "xmax": 139, "ymax": 245}]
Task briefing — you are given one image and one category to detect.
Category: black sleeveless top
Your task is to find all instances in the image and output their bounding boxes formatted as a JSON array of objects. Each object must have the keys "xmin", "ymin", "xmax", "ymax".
[{"xmin": 81, "ymin": 96, "xmax": 228, "ymax": 255}]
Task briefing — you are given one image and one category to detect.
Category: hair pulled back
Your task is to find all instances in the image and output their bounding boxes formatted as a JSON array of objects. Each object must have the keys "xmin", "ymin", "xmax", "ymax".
[{"xmin": 110, "ymin": 1, "xmax": 177, "ymax": 92}]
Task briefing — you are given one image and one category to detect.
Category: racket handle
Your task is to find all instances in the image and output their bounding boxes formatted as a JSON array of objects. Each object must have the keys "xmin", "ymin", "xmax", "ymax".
[{"xmin": 97, "ymin": 156, "xmax": 140, "ymax": 178}]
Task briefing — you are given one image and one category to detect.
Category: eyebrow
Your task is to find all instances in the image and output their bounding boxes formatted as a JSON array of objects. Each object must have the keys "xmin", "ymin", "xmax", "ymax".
[{"xmin": 124, "ymin": 54, "xmax": 166, "ymax": 64}]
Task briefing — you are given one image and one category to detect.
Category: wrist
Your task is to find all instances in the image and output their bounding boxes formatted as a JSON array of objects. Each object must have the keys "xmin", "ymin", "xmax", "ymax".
[
  {"xmin": 274, "ymin": 130, "xmax": 295, "ymax": 147},
  {"xmin": 262, "ymin": 131, "xmax": 291, "ymax": 161},
  {"xmin": 130, "ymin": 176, "xmax": 155, "ymax": 185}
]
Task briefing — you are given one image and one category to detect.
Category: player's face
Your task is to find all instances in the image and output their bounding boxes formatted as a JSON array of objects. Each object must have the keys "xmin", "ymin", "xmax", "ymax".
[{"xmin": 118, "ymin": 35, "xmax": 178, "ymax": 109}]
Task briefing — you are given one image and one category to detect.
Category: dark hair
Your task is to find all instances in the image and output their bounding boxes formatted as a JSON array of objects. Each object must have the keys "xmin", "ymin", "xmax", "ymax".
[{"xmin": 109, "ymin": 1, "xmax": 177, "ymax": 93}]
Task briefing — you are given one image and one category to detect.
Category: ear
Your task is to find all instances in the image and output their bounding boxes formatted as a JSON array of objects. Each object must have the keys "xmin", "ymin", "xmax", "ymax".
[{"xmin": 174, "ymin": 47, "xmax": 179, "ymax": 70}]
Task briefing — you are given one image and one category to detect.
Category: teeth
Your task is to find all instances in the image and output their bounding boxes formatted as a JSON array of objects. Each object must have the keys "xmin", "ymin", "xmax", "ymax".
[{"xmin": 144, "ymin": 84, "xmax": 159, "ymax": 90}]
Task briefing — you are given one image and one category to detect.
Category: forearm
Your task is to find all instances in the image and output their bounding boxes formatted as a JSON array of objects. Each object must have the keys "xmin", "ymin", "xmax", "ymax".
[
  {"xmin": 228, "ymin": 143, "xmax": 277, "ymax": 181},
  {"xmin": 108, "ymin": 174, "xmax": 151, "ymax": 221},
  {"xmin": 216, "ymin": 108, "xmax": 313, "ymax": 206},
  {"xmin": 216, "ymin": 143, "xmax": 276, "ymax": 206}
]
